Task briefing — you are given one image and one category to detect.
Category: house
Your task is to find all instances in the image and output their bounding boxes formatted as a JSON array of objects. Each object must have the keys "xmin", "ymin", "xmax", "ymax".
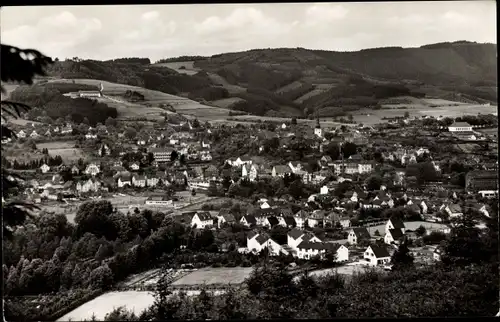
[
  {"xmin": 52, "ymin": 174, "xmax": 63, "ymax": 184},
  {"xmin": 278, "ymin": 216, "xmax": 296, "ymax": 228},
  {"xmin": 288, "ymin": 161, "xmax": 305, "ymax": 174},
  {"xmin": 433, "ymin": 246, "xmax": 444, "ymax": 261},
  {"xmin": 385, "ymin": 216, "xmax": 405, "ymax": 235},
  {"xmin": 307, "ymin": 210, "xmax": 326, "ymax": 228},
  {"xmin": 191, "ymin": 212, "xmax": 215, "ymax": 229},
  {"xmin": 71, "ymin": 165, "xmax": 80, "ymax": 175},
  {"xmin": 448, "ymin": 121, "xmax": 472, "ymax": 132},
  {"xmin": 296, "ymin": 242, "xmax": 349, "ymax": 262},
  {"xmin": 60, "ymin": 124, "xmax": 73, "ymax": 134},
  {"xmin": 151, "ymin": 148, "xmax": 173, "ymax": 163},
  {"xmin": 263, "ymin": 216, "xmax": 280, "ymax": 228},
  {"xmin": 363, "ymin": 245, "xmax": 391, "ymax": 266},
  {"xmin": 347, "ymin": 227, "xmax": 371, "ymax": 245},
  {"xmin": 240, "ymin": 215, "xmax": 257, "ymax": 227},
  {"xmin": 216, "ymin": 209, "xmax": 236, "ymax": 228},
  {"xmin": 242, "ymin": 164, "xmax": 258, "ymax": 181},
  {"xmin": 339, "ymin": 216, "xmax": 352, "ymax": 228},
  {"xmin": 293, "ymin": 210, "xmax": 308, "ymax": 229},
  {"xmin": 443, "ymin": 203, "xmax": 463, "ymax": 218},
  {"xmin": 145, "ymin": 196, "xmax": 173, "ymax": 206},
  {"xmin": 76, "ymin": 178, "xmax": 101, "ymax": 193},
  {"xmin": 247, "ymin": 232, "xmax": 285, "ymax": 256},
  {"xmin": 384, "ymin": 229, "xmax": 405, "ymax": 245},
  {"xmin": 132, "ymin": 175, "xmax": 147, "ymax": 188},
  {"xmin": 130, "ymin": 163, "xmax": 140, "ymax": 171},
  {"xmin": 420, "ymin": 200, "xmax": 429, "ymax": 214},
  {"xmin": 98, "ymin": 143, "xmax": 111, "ymax": 156},
  {"xmin": 117, "ymin": 174, "xmax": 132, "ymax": 188},
  {"xmin": 146, "ymin": 174, "xmax": 161, "ymax": 187},
  {"xmin": 17, "ymin": 130, "xmax": 26, "ymax": 138},
  {"xmin": 272, "ymin": 165, "xmax": 292, "ymax": 177},
  {"xmin": 85, "ymin": 163, "xmax": 100, "ymax": 176},
  {"xmin": 287, "ymin": 228, "xmax": 322, "ymax": 249},
  {"xmin": 85, "ymin": 132, "xmax": 98, "ymax": 140},
  {"xmin": 200, "ymin": 151, "xmax": 212, "ymax": 162},
  {"xmin": 40, "ymin": 164, "xmax": 51, "ymax": 174},
  {"xmin": 319, "ymin": 185, "xmax": 329, "ymax": 195},
  {"xmin": 226, "ymin": 157, "xmax": 252, "ymax": 167},
  {"xmin": 30, "ymin": 130, "xmax": 40, "ymax": 139}
]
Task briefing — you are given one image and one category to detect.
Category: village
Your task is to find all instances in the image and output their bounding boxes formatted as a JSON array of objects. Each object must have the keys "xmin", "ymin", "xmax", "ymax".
[{"xmin": 3, "ymin": 103, "xmax": 498, "ymax": 279}]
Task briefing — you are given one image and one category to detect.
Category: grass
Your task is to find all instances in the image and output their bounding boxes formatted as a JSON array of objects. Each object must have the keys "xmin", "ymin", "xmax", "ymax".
[
  {"xmin": 170, "ymin": 267, "xmax": 253, "ymax": 286},
  {"xmin": 36, "ymin": 141, "xmax": 85, "ymax": 162},
  {"xmin": 210, "ymin": 97, "xmax": 245, "ymax": 108},
  {"xmin": 152, "ymin": 61, "xmax": 201, "ymax": 75},
  {"xmin": 56, "ymin": 291, "xmax": 155, "ymax": 321}
]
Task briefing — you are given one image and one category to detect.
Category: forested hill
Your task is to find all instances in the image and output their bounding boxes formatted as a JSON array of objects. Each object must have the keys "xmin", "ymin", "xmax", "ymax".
[{"xmin": 43, "ymin": 41, "xmax": 497, "ymax": 118}]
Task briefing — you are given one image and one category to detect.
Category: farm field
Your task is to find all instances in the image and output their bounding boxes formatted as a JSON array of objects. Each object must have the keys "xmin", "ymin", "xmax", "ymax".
[
  {"xmin": 206, "ymin": 72, "xmax": 246, "ymax": 94},
  {"xmin": 152, "ymin": 61, "xmax": 201, "ymax": 75},
  {"xmin": 36, "ymin": 141, "xmax": 86, "ymax": 162},
  {"xmin": 56, "ymin": 291, "xmax": 155, "ymax": 322},
  {"xmin": 365, "ymin": 221, "xmax": 449, "ymax": 236},
  {"xmin": 478, "ymin": 127, "xmax": 498, "ymax": 136},
  {"xmin": 275, "ymin": 80, "xmax": 303, "ymax": 94},
  {"xmin": 228, "ymin": 114, "xmax": 355, "ymax": 128},
  {"xmin": 170, "ymin": 267, "xmax": 253, "ymax": 287},
  {"xmin": 351, "ymin": 102, "xmax": 497, "ymax": 126},
  {"xmin": 210, "ymin": 97, "xmax": 245, "ymax": 108},
  {"xmin": 294, "ymin": 88, "xmax": 327, "ymax": 104}
]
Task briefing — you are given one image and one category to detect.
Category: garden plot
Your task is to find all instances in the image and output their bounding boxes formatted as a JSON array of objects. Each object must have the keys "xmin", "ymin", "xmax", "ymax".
[
  {"xmin": 56, "ymin": 291, "xmax": 155, "ymax": 322},
  {"xmin": 36, "ymin": 141, "xmax": 86, "ymax": 162}
]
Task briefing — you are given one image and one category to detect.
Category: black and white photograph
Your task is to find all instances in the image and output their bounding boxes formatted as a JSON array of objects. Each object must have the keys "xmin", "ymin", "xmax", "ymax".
[{"xmin": 1, "ymin": 2, "xmax": 498, "ymax": 320}]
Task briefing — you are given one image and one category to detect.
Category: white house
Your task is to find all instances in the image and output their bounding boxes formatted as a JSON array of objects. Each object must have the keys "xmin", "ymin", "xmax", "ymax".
[
  {"xmin": 385, "ymin": 216, "xmax": 406, "ymax": 235},
  {"xmin": 347, "ymin": 227, "xmax": 371, "ymax": 245},
  {"xmin": 242, "ymin": 164, "xmax": 258, "ymax": 181},
  {"xmin": 226, "ymin": 157, "xmax": 252, "ymax": 167},
  {"xmin": 30, "ymin": 130, "xmax": 40, "ymax": 139},
  {"xmin": 17, "ymin": 130, "xmax": 26, "ymax": 138},
  {"xmin": 76, "ymin": 179, "xmax": 101, "ymax": 193},
  {"xmin": 442, "ymin": 204, "xmax": 463, "ymax": 218},
  {"xmin": 320, "ymin": 185, "xmax": 329, "ymax": 195},
  {"xmin": 272, "ymin": 165, "xmax": 292, "ymax": 177},
  {"xmin": 85, "ymin": 132, "xmax": 98, "ymax": 140},
  {"xmin": 132, "ymin": 175, "xmax": 147, "ymax": 188},
  {"xmin": 117, "ymin": 175, "xmax": 132, "ymax": 188},
  {"xmin": 295, "ymin": 242, "xmax": 348, "ymax": 261},
  {"xmin": 448, "ymin": 121, "xmax": 472, "ymax": 132},
  {"xmin": 293, "ymin": 210, "xmax": 308, "ymax": 229},
  {"xmin": 314, "ymin": 126, "xmax": 322, "ymax": 138},
  {"xmin": 130, "ymin": 163, "xmax": 140, "ymax": 171},
  {"xmin": 287, "ymin": 228, "xmax": 322, "ymax": 250},
  {"xmin": 85, "ymin": 163, "xmax": 100, "ymax": 176},
  {"xmin": 240, "ymin": 215, "xmax": 257, "ymax": 227},
  {"xmin": 384, "ymin": 229, "xmax": 405, "ymax": 245},
  {"xmin": 288, "ymin": 161, "xmax": 304, "ymax": 174},
  {"xmin": 40, "ymin": 164, "xmax": 50, "ymax": 174},
  {"xmin": 247, "ymin": 231, "xmax": 287, "ymax": 256},
  {"xmin": 191, "ymin": 212, "xmax": 215, "ymax": 229},
  {"xmin": 363, "ymin": 245, "xmax": 391, "ymax": 266},
  {"xmin": 420, "ymin": 200, "xmax": 428, "ymax": 214}
]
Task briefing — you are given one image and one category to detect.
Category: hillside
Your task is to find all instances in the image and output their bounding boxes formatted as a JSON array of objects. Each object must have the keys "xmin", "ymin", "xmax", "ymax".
[{"xmin": 41, "ymin": 41, "xmax": 496, "ymax": 118}]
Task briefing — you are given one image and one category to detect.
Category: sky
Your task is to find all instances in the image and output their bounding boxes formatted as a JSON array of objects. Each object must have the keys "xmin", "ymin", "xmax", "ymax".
[{"xmin": 1, "ymin": 2, "xmax": 496, "ymax": 62}]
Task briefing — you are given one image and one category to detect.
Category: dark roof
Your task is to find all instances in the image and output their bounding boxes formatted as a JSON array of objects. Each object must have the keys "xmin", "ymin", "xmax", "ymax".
[
  {"xmin": 274, "ymin": 165, "xmax": 291, "ymax": 174},
  {"xmin": 294, "ymin": 210, "xmax": 308, "ymax": 218},
  {"xmin": 388, "ymin": 228, "xmax": 404, "ymax": 240},
  {"xmin": 256, "ymin": 233, "xmax": 270, "ymax": 245},
  {"xmin": 302, "ymin": 232, "xmax": 320, "ymax": 242},
  {"xmin": 283, "ymin": 216, "xmax": 296, "ymax": 226},
  {"xmin": 351, "ymin": 227, "xmax": 371, "ymax": 239},
  {"xmin": 266, "ymin": 216, "xmax": 280, "ymax": 226},
  {"xmin": 242, "ymin": 215, "xmax": 257, "ymax": 224},
  {"xmin": 369, "ymin": 244, "xmax": 390, "ymax": 258},
  {"xmin": 288, "ymin": 228, "xmax": 304, "ymax": 240},
  {"xmin": 389, "ymin": 216, "xmax": 405, "ymax": 229},
  {"xmin": 247, "ymin": 230, "xmax": 259, "ymax": 240}
]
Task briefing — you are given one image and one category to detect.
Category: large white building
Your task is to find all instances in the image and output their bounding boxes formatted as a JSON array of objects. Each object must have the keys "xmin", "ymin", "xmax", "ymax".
[{"xmin": 448, "ymin": 121, "xmax": 473, "ymax": 132}]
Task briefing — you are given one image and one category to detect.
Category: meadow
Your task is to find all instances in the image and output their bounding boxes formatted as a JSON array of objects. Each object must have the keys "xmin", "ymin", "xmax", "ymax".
[
  {"xmin": 170, "ymin": 267, "xmax": 253, "ymax": 287},
  {"xmin": 36, "ymin": 141, "xmax": 85, "ymax": 162},
  {"xmin": 152, "ymin": 61, "xmax": 201, "ymax": 76},
  {"xmin": 365, "ymin": 221, "xmax": 449, "ymax": 236}
]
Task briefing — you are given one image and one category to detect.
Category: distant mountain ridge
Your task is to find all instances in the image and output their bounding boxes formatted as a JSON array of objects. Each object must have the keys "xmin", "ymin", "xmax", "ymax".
[{"xmin": 42, "ymin": 41, "xmax": 497, "ymax": 118}]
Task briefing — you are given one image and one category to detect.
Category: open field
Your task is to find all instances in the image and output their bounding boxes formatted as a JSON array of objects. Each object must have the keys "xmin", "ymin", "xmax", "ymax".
[
  {"xmin": 478, "ymin": 127, "xmax": 499, "ymax": 136},
  {"xmin": 294, "ymin": 88, "xmax": 327, "ymax": 104},
  {"xmin": 56, "ymin": 291, "xmax": 155, "ymax": 322},
  {"xmin": 275, "ymin": 80, "xmax": 303, "ymax": 94},
  {"xmin": 365, "ymin": 221, "xmax": 449, "ymax": 236},
  {"xmin": 206, "ymin": 72, "xmax": 246, "ymax": 94},
  {"xmin": 171, "ymin": 267, "xmax": 253, "ymax": 287},
  {"xmin": 351, "ymin": 102, "xmax": 497, "ymax": 126},
  {"xmin": 210, "ymin": 97, "xmax": 245, "ymax": 108},
  {"xmin": 152, "ymin": 61, "xmax": 201, "ymax": 75},
  {"xmin": 227, "ymin": 114, "xmax": 356, "ymax": 128},
  {"xmin": 36, "ymin": 140, "xmax": 86, "ymax": 162}
]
